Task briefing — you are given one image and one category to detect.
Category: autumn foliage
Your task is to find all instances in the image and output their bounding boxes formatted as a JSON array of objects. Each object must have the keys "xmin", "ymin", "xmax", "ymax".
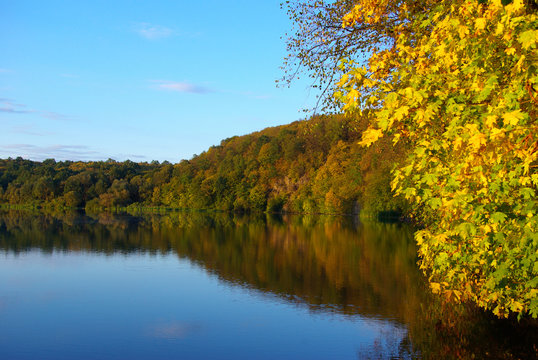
[
  {"xmin": 336, "ymin": 0, "xmax": 538, "ymax": 317},
  {"xmin": 0, "ymin": 114, "xmax": 407, "ymax": 216}
]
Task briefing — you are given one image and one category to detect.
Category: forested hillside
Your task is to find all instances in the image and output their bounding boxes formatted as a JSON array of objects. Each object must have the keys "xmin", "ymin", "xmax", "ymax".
[{"xmin": 0, "ymin": 114, "xmax": 407, "ymax": 215}]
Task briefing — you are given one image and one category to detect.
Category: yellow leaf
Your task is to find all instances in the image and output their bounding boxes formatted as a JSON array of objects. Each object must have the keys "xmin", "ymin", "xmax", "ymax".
[
  {"xmin": 495, "ymin": 22, "xmax": 505, "ymax": 36},
  {"xmin": 504, "ymin": 47, "xmax": 516, "ymax": 55},
  {"xmin": 518, "ymin": 30, "xmax": 538, "ymax": 50},
  {"xmin": 336, "ymin": 74, "xmax": 349, "ymax": 87},
  {"xmin": 358, "ymin": 128, "xmax": 383, "ymax": 147},
  {"xmin": 394, "ymin": 106, "xmax": 410, "ymax": 121},
  {"xmin": 453, "ymin": 136, "xmax": 463, "ymax": 150},
  {"xmin": 515, "ymin": 54, "xmax": 526, "ymax": 72},
  {"xmin": 506, "ymin": 0, "xmax": 525, "ymax": 13},
  {"xmin": 392, "ymin": 133, "xmax": 401, "ymax": 144},
  {"xmin": 502, "ymin": 109, "xmax": 525, "ymax": 126},
  {"xmin": 458, "ymin": 25, "xmax": 469, "ymax": 38},
  {"xmin": 485, "ymin": 115, "xmax": 497, "ymax": 128},
  {"xmin": 510, "ymin": 301, "xmax": 524, "ymax": 313},
  {"xmin": 469, "ymin": 132, "xmax": 486, "ymax": 151},
  {"xmin": 475, "ymin": 18, "xmax": 486, "ymax": 32},
  {"xmin": 470, "ymin": 81, "xmax": 482, "ymax": 92}
]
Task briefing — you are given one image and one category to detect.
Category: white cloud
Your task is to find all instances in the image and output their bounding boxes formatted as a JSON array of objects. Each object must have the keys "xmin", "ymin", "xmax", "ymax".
[
  {"xmin": 135, "ymin": 23, "xmax": 175, "ymax": 40},
  {"xmin": 151, "ymin": 80, "xmax": 214, "ymax": 94}
]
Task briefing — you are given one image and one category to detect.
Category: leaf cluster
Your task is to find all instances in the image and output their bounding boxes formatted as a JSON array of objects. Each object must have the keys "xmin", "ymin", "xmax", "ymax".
[{"xmin": 336, "ymin": 0, "xmax": 538, "ymax": 318}]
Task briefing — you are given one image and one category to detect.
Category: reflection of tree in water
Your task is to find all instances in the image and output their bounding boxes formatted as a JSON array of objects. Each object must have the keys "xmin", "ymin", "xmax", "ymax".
[
  {"xmin": 0, "ymin": 210, "xmax": 424, "ymax": 320},
  {"xmin": 0, "ymin": 209, "xmax": 536, "ymax": 359},
  {"xmin": 174, "ymin": 214, "xmax": 425, "ymax": 323}
]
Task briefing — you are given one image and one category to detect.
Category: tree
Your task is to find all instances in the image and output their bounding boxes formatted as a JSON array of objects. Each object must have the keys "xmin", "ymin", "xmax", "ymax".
[
  {"xmin": 32, "ymin": 177, "xmax": 55, "ymax": 201},
  {"xmin": 99, "ymin": 179, "xmax": 131, "ymax": 208},
  {"xmin": 280, "ymin": 0, "xmax": 436, "ymax": 111},
  {"xmin": 336, "ymin": 0, "xmax": 538, "ymax": 317}
]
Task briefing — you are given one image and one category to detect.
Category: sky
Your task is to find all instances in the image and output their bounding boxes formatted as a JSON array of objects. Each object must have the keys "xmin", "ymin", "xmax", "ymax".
[{"xmin": 0, "ymin": 0, "xmax": 318, "ymax": 162}]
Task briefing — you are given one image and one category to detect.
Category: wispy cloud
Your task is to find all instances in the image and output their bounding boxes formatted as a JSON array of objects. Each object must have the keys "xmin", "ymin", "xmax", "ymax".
[
  {"xmin": 0, "ymin": 107, "xmax": 31, "ymax": 114},
  {"xmin": 0, "ymin": 98, "xmax": 31, "ymax": 114},
  {"xmin": 113, "ymin": 153, "xmax": 148, "ymax": 160},
  {"xmin": 134, "ymin": 23, "xmax": 175, "ymax": 40},
  {"xmin": 9, "ymin": 125, "xmax": 54, "ymax": 136},
  {"xmin": 0, "ymin": 68, "xmax": 12, "ymax": 74},
  {"xmin": 0, "ymin": 144, "xmax": 99, "ymax": 161},
  {"xmin": 149, "ymin": 81, "xmax": 270, "ymax": 99},
  {"xmin": 41, "ymin": 111, "xmax": 72, "ymax": 121},
  {"xmin": 0, "ymin": 98, "xmax": 73, "ymax": 121},
  {"xmin": 0, "ymin": 144, "xmax": 149, "ymax": 162},
  {"xmin": 151, "ymin": 80, "xmax": 214, "ymax": 94}
]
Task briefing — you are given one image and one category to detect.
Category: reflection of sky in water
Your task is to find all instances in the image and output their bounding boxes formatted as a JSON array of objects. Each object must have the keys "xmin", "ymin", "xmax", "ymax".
[
  {"xmin": 147, "ymin": 321, "xmax": 203, "ymax": 339},
  {"xmin": 0, "ymin": 251, "xmax": 411, "ymax": 360}
]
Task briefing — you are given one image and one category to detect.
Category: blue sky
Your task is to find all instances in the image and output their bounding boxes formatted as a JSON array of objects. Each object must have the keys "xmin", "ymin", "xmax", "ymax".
[{"xmin": 0, "ymin": 0, "xmax": 318, "ymax": 162}]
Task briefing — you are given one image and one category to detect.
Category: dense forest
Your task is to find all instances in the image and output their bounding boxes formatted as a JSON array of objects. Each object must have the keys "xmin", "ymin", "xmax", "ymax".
[{"xmin": 0, "ymin": 114, "xmax": 408, "ymax": 216}]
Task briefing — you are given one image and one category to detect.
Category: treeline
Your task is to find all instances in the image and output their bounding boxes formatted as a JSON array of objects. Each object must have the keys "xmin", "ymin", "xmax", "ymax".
[{"xmin": 0, "ymin": 114, "xmax": 408, "ymax": 215}]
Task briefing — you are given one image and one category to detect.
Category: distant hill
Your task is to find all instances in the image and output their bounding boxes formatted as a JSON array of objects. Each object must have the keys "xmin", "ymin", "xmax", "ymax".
[{"xmin": 0, "ymin": 114, "xmax": 408, "ymax": 215}]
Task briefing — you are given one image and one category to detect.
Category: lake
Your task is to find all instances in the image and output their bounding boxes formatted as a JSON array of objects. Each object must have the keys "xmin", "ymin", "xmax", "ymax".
[{"xmin": 0, "ymin": 210, "xmax": 536, "ymax": 359}]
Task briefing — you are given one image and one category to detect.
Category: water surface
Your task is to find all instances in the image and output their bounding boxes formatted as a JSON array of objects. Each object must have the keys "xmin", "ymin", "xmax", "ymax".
[{"xmin": 0, "ymin": 210, "xmax": 535, "ymax": 359}]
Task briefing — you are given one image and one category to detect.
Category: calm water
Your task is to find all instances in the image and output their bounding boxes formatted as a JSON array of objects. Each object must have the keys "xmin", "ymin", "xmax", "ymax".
[{"xmin": 0, "ymin": 210, "xmax": 536, "ymax": 359}]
